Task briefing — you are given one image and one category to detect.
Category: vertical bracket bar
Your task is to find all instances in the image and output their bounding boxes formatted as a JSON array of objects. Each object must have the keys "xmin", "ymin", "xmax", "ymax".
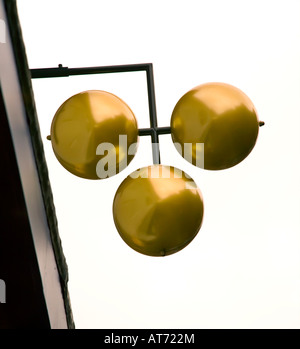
[{"xmin": 145, "ymin": 64, "xmax": 160, "ymax": 164}]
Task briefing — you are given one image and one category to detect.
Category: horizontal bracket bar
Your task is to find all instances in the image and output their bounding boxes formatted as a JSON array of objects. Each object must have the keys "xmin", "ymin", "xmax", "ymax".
[
  {"xmin": 139, "ymin": 127, "xmax": 171, "ymax": 136},
  {"xmin": 30, "ymin": 63, "xmax": 153, "ymax": 79}
]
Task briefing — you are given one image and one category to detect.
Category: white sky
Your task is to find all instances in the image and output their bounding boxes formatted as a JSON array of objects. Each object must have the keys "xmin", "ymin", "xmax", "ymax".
[{"xmin": 17, "ymin": 0, "xmax": 300, "ymax": 329}]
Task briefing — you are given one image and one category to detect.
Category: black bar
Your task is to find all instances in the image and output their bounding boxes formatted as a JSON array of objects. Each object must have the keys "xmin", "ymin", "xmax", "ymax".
[
  {"xmin": 156, "ymin": 126, "xmax": 171, "ymax": 135},
  {"xmin": 139, "ymin": 127, "xmax": 171, "ymax": 136},
  {"xmin": 138, "ymin": 128, "xmax": 153, "ymax": 136},
  {"xmin": 145, "ymin": 64, "xmax": 160, "ymax": 164},
  {"xmin": 30, "ymin": 63, "xmax": 151, "ymax": 79}
]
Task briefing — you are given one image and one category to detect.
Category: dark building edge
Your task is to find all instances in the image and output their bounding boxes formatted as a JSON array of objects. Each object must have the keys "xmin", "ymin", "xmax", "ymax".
[{"xmin": 4, "ymin": 0, "xmax": 75, "ymax": 329}]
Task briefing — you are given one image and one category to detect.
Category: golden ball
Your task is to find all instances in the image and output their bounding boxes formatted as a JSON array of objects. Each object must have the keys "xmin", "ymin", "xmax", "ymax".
[
  {"xmin": 171, "ymin": 83, "xmax": 260, "ymax": 170},
  {"xmin": 113, "ymin": 165, "xmax": 204, "ymax": 257},
  {"xmin": 50, "ymin": 90, "xmax": 139, "ymax": 179}
]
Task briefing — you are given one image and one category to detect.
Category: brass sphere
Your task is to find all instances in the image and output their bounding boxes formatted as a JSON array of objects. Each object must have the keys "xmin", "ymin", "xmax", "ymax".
[
  {"xmin": 113, "ymin": 165, "xmax": 204, "ymax": 257},
  {"xmin": 50, "ymin": 90, "xmax": 139, "ymax": 179},
  {"xmin": 171, "ymin": 82, "xmax": 260, "ymax": 170}
]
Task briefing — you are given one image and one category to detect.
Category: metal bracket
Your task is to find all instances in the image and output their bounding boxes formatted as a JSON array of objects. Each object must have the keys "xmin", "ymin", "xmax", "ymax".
[{"xmin": 30, "ymin": 63, "xmax": 172, "ymax": 164}]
